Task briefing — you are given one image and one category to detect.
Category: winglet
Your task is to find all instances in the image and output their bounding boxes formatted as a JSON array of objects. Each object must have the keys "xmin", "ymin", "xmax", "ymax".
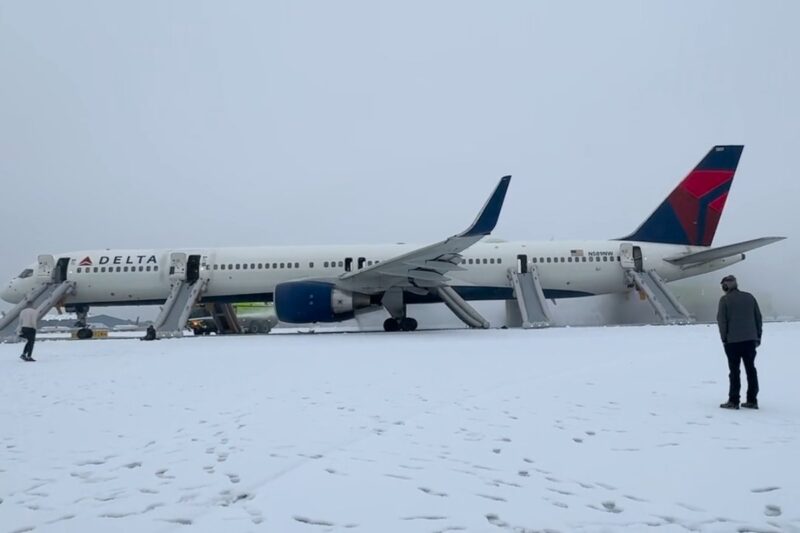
[{"xmin": 459, "ymin": 175, "xmax": 512, "ymax": 237}]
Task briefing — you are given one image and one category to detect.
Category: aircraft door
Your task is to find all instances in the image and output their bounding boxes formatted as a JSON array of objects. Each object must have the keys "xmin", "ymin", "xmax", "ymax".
[
  {"xmin": 517, "ymin": 254, "xmax": 528, "ymax": 274},
  {"xmin": 344, "ymin": 257, "xmax": 353, "ymax": 272},
  {"xmin": 55, "ymin": 258, "xmax": 70, "ymax": 283},
  {"xmin": 186, "ymin": 255, "xmax": 201, "ymax": 284},
  {"xmin": 37, "ymin": 255, "xmax": 55, "ymax": 280},
  {"xmin": 632, "ymin": 246, "xmax": 644, "ymax": 272},
  {"xmin": 619, "ymin": 244, "xmax": 634, "ymax": 270},
  {"xmin": 169, "ymin": 252, "xmax": 187, "ymax": 280}
]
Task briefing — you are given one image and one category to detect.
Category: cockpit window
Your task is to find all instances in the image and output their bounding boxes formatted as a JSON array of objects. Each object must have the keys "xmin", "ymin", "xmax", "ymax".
[{"xmin": 18, "ymin": 268, "xmax": 33, "ymax": 279}]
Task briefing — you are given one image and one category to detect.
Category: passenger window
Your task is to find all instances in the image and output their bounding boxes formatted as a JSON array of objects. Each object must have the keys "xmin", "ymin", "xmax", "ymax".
[
  {"xmin": 123, "ymin": 267, "xmax": 128, "ymax": 272},
  {"xmin": 497, "ymin": 258, "xmax": 502, "ymax": 264},
  {"xmin": 589, "ymin": 257, "xmax": 594, "ymax": 262},
  {"xmin": 295, "ymin": 262, "xmax": 299, "ymax": 268},
  {"xmin": 280, "ymin": 263, "xmax": 285, "ymax": 269},
  {"xmin": 139, "ymin": 266, "xmax": 144, "ymax": 272},
  {"xmin": 324, "ymin": 261, "xmax": 329, "ymax": 268},
  {"xmin": 243, "ymin": 264, "xmax": 248, "ymax": 270},
  {"xmin": 338, "ymin": 261, "xmax": 344, "ymax": 267},
  {"xmin": 489, "ymin": 258, "xmax": 495, "ymax": 264},
  {"xmin": 546, "ymin": 258, "xmax": 551, "ymax": 263},
  {"xmin": 603, "ymin": 256, "xmax": 608, "ymax": 262},
  {"xmin": 309, "ymin": 262, "xmax": 314, "ymax": 268},
  {"xmin": 235, "ymin": 264, "xmax": 241, "ymax": 270},
  {"xmin": 154, "ymin": 266, "xmax": 159, "ymax": 272},
  {"xmin": 93, "ymin": 267, "xmax": 98, "ymax": 273},
  {"xmin": 101, "ymin": 267, "xmax": 106, "ymax": 272},
  {"xmin": 77, "ymin": 267, "xmax": 82, "ymax": 273},
  {"xmin": 567, "ymin": 257, "xmax": 572, "ymax": 263},
  {"xmin": 221, "ymin": 264, "xmax": 226, "ymax": 270},
  {"xmin": 287, "ymin": 263, "xmax": 292, "ymax": 269},
  {"xmin": 560, "ymin": 257, "xmax": 565, "ymax": 263},
  {"xmin": 146, "ymin": 266, "xmax": 151, "ymax": 272},
  {"xmin": 213, "ymin": 265, "xmax": 218, "ymax": 270},
  {"xmin": 265, "ymin": 263, "xmax": 270, "ymax": 269},
  {"xmin": 250, "ymin": 263, "xmax": 255, "ymax": 269}
]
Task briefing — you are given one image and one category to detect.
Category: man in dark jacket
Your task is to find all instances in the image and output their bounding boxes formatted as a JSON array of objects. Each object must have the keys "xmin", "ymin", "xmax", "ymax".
[{"xmin": 717, "ymin": 275, "xmax": 762, "ymax": 409}]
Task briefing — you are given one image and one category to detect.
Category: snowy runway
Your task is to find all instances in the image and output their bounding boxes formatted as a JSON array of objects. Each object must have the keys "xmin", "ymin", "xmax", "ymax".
[{"xmin": 2, "ymin": 324, "xmax": 799, "ymax": 532}]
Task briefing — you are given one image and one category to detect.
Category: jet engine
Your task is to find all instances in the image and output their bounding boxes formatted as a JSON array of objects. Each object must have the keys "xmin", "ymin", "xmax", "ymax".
[{"xmin": 274, "ymin": 281, "xmax": 373, "ymax": 323}]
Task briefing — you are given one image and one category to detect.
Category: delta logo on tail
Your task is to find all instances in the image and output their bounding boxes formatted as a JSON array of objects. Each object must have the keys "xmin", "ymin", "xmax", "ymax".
[{"xmin": 622, "ymin": 145, "xmax": 743, "ymax": 247}]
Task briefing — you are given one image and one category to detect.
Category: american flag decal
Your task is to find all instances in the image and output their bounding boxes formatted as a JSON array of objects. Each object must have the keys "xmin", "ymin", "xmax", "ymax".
[{"xmin": 570, "ymin": 249, "xmax": 584, "ymax": 257}]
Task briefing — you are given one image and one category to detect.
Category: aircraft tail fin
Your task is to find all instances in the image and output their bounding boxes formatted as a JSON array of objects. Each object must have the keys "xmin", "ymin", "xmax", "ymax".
[{"xmin": 620, "ymin": 145, "xmax": 744, "ymax": 246}]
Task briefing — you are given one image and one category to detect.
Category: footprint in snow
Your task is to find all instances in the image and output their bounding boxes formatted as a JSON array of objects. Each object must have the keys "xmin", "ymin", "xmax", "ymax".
[
  {"xmin": 418, "ymin": 487, "xmax": 448, "ymax": 497},
  {"xmin": 764, "ymin": 504, "xmax": 781, "ymax": 517},
  {"xmin": 294, "ymin": 516, "xmax": 335, "ymax": 527},
  {"xmin": 623, "ymin": 494, "xmax": 648, "ymax": 502},
  {"xmin": 486, "ymin": 513, "xmax": 509, "ymax": 527},
  {"xmin": 161, "ymin": 518, "xmax": 192, "ymax": 526},
  {"xmin": 751, "ymin": 486, "xmax": 780, "ymax": 493},
  {"xmin": 591, "ymin": 500, "xmax": 622, "ymax": 513},
  {"xmin": 477, "ymin": 493, "xmax": 507, "ymax": 502}
]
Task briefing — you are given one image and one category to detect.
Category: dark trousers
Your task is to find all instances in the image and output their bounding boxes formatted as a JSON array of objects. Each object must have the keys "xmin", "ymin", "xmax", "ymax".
[
  {"xmin": 20, "ymin": 327, "xmax": 36, "ymax": 358},
  {"xmin": 724, "ymin": 340, "xmax": 758, "ymax": 404}
]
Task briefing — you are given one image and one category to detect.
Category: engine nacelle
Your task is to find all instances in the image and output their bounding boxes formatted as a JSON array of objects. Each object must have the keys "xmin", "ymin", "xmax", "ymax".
[{"xmin": 274, "ymin": 281, "xmax": 372, "ymax": 323}]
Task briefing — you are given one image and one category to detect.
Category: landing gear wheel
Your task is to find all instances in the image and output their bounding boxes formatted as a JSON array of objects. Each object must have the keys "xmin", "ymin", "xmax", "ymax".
[
  {"xmin": 76, "ymin": 327, "xmax": 94, "ymax": 340},
  {"xmin": 401, "ymin": 317, "xmax": 418, "ymax": 331},
  {"xmin": 383, "ymin": 318, "xmax": 400, "ymax": 332}
]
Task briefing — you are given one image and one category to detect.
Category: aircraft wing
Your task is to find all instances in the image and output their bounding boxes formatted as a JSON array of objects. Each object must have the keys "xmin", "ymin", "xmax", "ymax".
[
  {"xmin": 664, "ymin": 236, "xmax": 786, "ymax": 266},
  {"xmin": 335, "ymin": 176, "xmax": 511, "ymax": 294}
]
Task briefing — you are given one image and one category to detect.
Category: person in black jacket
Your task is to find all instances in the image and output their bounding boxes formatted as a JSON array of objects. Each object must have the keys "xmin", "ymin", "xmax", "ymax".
[{"xmin": 717, "ymin": 275, "xmax": 762, "ymax": 409}]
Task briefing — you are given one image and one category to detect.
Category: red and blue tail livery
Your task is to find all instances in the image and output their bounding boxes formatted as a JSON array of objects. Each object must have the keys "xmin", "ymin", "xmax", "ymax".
[{"xmin": 622, "ymin": 145, "xmax": 744, "ymax": 247}]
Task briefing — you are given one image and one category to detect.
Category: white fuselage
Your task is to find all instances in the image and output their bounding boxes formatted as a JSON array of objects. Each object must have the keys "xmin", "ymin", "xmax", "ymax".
[{"xmin": 1, "ymin": 239, "xmax": 742, "ymax": 308}]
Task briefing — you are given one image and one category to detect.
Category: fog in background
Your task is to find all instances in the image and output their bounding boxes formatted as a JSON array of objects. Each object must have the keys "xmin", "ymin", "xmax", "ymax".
[{"xmin": 1, "ymin": 1, "xmax": 798, "ymax": 324}]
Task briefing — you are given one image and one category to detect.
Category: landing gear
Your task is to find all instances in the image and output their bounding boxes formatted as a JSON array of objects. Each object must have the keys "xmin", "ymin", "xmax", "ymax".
[
  {"xmin": 381, "ymin": 289, "xmax": 418, "ymax": 332},
  {"xmin": 73, "ymin": 305, "xmax": 90, "ymax": 328},
  {"xmin": 383, "ymin": 317, "xmax": 418, "ymax": 332},
  {"xmin": 70, "ymin": 305, "xmax": 93, "ymax": 339}
]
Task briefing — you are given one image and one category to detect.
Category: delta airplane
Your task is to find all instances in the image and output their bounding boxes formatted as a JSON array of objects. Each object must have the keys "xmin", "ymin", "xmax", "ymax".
[{"xmin": 1, "ymin": 145, "xmax": 784, "ymax": 332}]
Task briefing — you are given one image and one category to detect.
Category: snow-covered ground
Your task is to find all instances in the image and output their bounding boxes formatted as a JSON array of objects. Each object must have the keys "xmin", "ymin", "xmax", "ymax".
[{"xmin": 1, "ymin": 323, "xmax": 798, "ymax": 533}]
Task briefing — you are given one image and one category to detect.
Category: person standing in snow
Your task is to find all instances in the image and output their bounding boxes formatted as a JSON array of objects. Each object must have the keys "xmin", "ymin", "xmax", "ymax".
[
  {"xmin": 18, "ymin": 304, "xmax": 39, "ymax": 362},
  {"xmin": 717, "ymin": 275, "xmax": 762, "ymax": 409}
]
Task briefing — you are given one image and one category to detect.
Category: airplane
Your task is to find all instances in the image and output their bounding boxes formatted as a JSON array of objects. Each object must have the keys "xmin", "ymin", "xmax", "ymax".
[{"xmin": 1, "ymin": 145, "xmax": 785, "ymax": 334}]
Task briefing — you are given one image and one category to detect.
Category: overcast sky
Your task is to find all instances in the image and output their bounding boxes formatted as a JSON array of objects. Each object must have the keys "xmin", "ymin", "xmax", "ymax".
[{"xmin": 1, "ymin": 1, "xmax": 798, "ymax": 319}]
